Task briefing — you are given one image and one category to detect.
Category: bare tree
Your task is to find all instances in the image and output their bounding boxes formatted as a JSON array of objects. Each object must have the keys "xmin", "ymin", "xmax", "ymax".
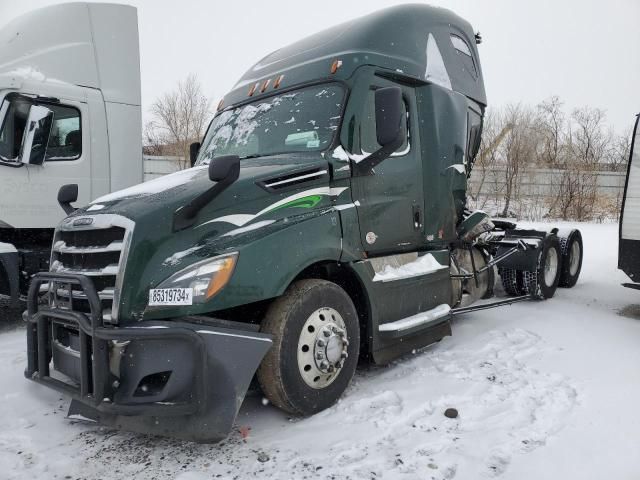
[
  {"xmin": 146, "ymin": 74, "xmax": 212, "ymax": 168},
  {"xmin": 500, "ymin": 104, "xmax": 538, "ymax": 217},
  {"xmin": 536, "ymin": 96, "xmax": 565, "ymax": 167}
]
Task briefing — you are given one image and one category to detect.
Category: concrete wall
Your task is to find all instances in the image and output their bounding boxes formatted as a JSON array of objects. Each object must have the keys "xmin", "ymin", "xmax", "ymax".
[{"xmin": 143, "ymin": 155, "xmax": 182, "ymax": 181}]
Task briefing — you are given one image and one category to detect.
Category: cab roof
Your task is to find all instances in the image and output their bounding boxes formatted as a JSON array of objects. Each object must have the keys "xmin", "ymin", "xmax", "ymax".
[{"xmin": 224, "ymin": 4, "xmax": 486, "ymax": 108}]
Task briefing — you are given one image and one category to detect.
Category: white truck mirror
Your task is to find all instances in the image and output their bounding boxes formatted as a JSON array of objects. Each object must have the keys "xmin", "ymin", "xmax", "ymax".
[{"xmin": 20, "ymin": 105, "xmax": 54, "ymax": 166}]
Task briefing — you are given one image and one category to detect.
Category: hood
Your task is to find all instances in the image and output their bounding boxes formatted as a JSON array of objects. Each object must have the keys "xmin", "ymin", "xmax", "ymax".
[{"xmin": 70, "ymin": 152, "xmax": 337, "ymax": 261}]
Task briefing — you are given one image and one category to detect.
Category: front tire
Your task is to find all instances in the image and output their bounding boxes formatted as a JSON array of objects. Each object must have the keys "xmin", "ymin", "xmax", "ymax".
[{"xmin": 257, "ymin": 279, "xmax": 360, "ymax": 416}]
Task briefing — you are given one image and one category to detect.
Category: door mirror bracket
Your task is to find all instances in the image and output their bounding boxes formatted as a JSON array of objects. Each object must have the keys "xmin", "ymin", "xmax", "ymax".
[{"xmin": 353, "ymin": 86, "xmax": 406, "ymax": 176}]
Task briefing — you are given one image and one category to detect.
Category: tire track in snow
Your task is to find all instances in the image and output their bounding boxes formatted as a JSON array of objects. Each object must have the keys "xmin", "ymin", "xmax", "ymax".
[{"xmin": 25, "ymin": 328, "xmax": 579, "ymax": 480}]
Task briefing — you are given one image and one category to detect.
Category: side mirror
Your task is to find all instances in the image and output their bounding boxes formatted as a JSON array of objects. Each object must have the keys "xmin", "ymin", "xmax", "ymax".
[
  {"xmin": 209, "ymin": 155, "xmax": 240, "ymax": 182},
  {"xmin": 354, "ymin": 87, "xmax": 406, "ymax": 176},
  {"xmin": 174, "ymin": 155, "xmax": 241, "ymax": 231},
  {"xmin": 189, "ymin": 142, "xmax": 201, "ymax": 167},
  {"xmin": 58, "ymin": 184, "xmax": 78, "ymax": 215},
  {"xmin": 20, "ymin": 105, "xmax": 54, "ymax": 166}
]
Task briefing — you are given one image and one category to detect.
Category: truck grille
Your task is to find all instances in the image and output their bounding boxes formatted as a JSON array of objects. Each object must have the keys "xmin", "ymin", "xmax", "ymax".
[{"xmin": 49, "ymin": 215, "xmax": 134, "ymax": 324}]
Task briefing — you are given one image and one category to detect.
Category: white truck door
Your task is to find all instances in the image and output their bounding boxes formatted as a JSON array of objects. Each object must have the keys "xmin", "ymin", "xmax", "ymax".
[{"xmin": 0, "ymin": 90, "xmax": 96, "ymax": 228}]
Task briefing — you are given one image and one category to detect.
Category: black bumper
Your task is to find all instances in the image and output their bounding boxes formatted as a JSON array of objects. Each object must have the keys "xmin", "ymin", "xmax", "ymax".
[{"xmin": 25, "ymin": 272, "xmax": 272, "ymax": 442}]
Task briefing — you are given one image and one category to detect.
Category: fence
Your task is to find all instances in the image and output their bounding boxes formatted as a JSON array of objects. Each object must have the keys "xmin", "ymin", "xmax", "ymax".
[
  {"xmin": 468, "ymin": 166, "xmax": 627, "ymax": 220},
  {"xmin": 143, "ymin": 155, "xmax": 183, "ymax": 181}
]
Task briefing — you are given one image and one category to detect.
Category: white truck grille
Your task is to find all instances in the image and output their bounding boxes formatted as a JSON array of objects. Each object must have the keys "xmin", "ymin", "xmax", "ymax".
[{"xmin": 49, "ymin": 214, "xmax": 134, "ymax": 324}]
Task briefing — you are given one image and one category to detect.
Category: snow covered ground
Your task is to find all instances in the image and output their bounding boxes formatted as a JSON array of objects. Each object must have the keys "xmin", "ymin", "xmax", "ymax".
[{"xmin": 1, "ymin": 222, "xmax": 639, "ymax": 480}]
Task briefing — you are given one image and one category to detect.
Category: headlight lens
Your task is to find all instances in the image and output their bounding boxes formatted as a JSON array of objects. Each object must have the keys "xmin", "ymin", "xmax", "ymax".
[{"xmin": 157, "ymin": 252, "xmax": 238, "ymax": 303}]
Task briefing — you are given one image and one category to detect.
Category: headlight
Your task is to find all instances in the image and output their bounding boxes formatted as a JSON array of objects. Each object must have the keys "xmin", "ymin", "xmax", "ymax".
[{"xmin": 157, "ymin": 252, "xmax": 238, "ymax": 303}]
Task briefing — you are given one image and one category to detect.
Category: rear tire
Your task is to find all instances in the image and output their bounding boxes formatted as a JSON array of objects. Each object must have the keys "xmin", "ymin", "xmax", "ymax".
[
  {"xmin": 523, "ymin": 234, "xmax": 562, "ymax": 299},
  {"xmin": 257, "ymin": 279, "xmax": 360, "ymax": 416},
  {"xmin": 557, "ymin": 229, "xmax": 583, "ymax": 288}
]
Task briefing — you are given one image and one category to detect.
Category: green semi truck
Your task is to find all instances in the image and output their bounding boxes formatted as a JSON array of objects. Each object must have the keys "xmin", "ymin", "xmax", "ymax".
[{"xmin": 25, "ymin": 4, "xmax": 583, "ymax": 442}]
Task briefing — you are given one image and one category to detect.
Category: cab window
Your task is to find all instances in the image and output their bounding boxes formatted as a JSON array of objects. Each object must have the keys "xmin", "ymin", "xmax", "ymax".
[
  {"xmin": 0, "ymin": 95, "xmax": 81, "ymax": 163},
  {"xmin": 359, "ymin": 87, "xmax": 409, "ymax": 155},
  {"xmin": 44, "ymin": 104, "xmax": 81, "ymax": 161}
]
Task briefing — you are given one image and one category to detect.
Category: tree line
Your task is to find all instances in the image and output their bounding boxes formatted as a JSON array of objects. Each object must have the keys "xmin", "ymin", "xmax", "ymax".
[{"xmin": 469, "ymin": 97, "xmax": 632, "ymax": 222}]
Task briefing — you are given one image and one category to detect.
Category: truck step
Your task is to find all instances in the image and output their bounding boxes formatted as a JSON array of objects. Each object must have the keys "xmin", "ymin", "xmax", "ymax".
[{"xmin": 379, "ymin": 304, "xmax": 451, "ymax": 338}]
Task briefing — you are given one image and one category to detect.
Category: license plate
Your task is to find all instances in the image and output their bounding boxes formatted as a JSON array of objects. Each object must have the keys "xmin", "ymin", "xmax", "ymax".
[{"xmin": 149, "ymin": 288, "xmax": 193, "ymax": 306}]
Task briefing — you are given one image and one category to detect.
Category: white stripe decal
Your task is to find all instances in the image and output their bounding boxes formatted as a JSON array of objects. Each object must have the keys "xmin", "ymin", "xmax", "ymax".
[{"xmin": 196, "ymin": 187, "xmax": 349, "ymax": 229}]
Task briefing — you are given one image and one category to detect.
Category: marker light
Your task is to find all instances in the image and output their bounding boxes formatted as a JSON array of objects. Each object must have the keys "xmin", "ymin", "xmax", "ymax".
[
  {"xmin": 273, "ymin": 74, "xmax": 284, "ymax": 88},
  {"xmin": 260, "ymin": 79, "xmax": 271, "ymax": 93},
  {"xmin": 330, "ymin": 59, "xmax": 342, "ymax": 74}
]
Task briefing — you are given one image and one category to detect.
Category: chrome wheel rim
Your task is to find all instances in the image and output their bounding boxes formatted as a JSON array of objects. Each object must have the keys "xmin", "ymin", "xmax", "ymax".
[
  {"xmin": 569, "ymin": 240, "xmax": 581, "ymax": 276},
  {"xmin": 544, "ymin": 247, "xmax": 559, "ymax": 285},
  {"xmin": 297, "ymin": 307, "xmax": 349, "ymax": 389}
]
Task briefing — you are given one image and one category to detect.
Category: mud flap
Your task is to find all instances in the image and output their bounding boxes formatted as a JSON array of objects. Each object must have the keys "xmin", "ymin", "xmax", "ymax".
[{"xmin": 104, "ymin": 325, "xmax": 273, "ymax": 442}]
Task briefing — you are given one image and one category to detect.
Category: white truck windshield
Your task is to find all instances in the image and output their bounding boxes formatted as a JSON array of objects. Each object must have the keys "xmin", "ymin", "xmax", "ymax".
[{"xmin": 197, "ymin": 84, "xmax": 344, "ymax": 164}]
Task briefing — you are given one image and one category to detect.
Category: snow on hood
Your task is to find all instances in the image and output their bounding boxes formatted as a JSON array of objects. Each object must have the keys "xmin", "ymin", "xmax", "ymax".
[
  {"xmin": 0, "ymin": 242, "xmax": 17, "ymax": 254},
  {"xmin": 92, "ymin": 166, "xmax": 207, "ymax": 204}
]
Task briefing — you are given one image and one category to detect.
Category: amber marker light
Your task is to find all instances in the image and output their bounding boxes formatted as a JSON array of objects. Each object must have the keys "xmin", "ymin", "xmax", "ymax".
[
  {"xmin": 206, "ymin": 255, "xmax": 238, "ymax": 299},
  {"xmin": 248, "ymin": 82, "xmax": 259, "ymax": 96},
  {"xmin": 260, "ymin": 79, "xmax": 271, "ymax": 93},
  {"xmin": 330, "ymin": 59, "xmax": 343, "ymax": 74},
  {"xmin": 273, "ymin": 74, "xmax": 284, "ymax": 88}
]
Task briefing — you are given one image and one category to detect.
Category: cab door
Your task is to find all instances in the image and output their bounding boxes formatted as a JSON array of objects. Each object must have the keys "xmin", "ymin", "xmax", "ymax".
[
  {"xmin": 0, "ymin": 89, "xmax": 94, "ymax": 229},
  {"xmin": 350, "ymin": 77, "xmax": 424, "ymax": 255}
]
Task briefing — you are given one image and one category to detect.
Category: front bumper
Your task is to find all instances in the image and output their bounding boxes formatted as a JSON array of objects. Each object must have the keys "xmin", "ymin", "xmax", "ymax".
[{"xmin": 25, "ymin": 272, "xmax": 272, "ymax": 442}]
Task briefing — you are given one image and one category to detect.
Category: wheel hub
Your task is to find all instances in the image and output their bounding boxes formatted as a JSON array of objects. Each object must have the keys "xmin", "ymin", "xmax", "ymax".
[
  {"xmin": 569, "ymin": 240, "xmax": 580, "ymax": 276},
  {"xmin": 297, "ymin": 308, "xmax": 349, "ymax": 388},
  {"xmin": 544, "ymin": 247, "xmax": 559, "ymax": 285}
]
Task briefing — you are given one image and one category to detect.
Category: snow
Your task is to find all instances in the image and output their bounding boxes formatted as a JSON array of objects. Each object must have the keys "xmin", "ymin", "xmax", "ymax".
[
  {"xmin": 0, "ymin": 242, "xmax": 17, "ymax": 254},
  {"xmin": 373, "ymin": 253, "xmax": 448, "ymax": 282},
  {"xmin": 2, "ymin": 223, "xmax": 640, "ymax": 479},
  {"xmin": 92, "ymin": 166, "xmax": 207, "ymax": 204},
  {"xmin": 162, "ymin": 246, "xmax": 204, "ymax": 266}
]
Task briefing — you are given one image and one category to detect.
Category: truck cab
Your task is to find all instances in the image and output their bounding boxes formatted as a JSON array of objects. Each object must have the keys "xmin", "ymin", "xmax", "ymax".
[
  {"xmin": 24, "ymin": 4, "xmax": 582, "ymax": 443},
  {"xmin": 0, "ymin": 3, "xmax": 143, "ymax": 306}
]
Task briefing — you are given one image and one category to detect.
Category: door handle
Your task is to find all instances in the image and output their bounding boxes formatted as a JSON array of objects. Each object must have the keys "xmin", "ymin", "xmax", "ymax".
[{"xmin": 412, "ymin": 204, "xmax": 423, "ymax": 230}]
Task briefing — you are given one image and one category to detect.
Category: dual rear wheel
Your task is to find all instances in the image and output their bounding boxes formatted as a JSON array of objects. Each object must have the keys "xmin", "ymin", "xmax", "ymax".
[{"xmin": 499, "ymin": 230, "xmax": 583, "ymax": 299}]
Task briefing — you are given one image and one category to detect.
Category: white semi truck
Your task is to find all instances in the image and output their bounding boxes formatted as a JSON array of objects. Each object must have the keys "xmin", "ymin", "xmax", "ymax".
[{"xmin": 0, "ymin": 3, "xmax": 143, "ymax": 308}]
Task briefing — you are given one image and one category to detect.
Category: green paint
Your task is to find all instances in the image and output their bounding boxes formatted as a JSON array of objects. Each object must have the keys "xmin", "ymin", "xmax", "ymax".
[{"xmin": 267, "ymin": 195, "xmax": 324, "ymax": 213}]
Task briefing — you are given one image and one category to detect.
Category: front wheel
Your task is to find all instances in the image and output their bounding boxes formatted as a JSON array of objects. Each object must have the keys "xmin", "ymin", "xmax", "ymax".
[{"xmin": 257, "ymin": 279, "xmax": 360, "ymax": 416}]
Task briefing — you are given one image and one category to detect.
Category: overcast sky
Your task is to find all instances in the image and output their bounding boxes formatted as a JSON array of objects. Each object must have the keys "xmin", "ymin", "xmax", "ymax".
[{"xmin": 1, "ymin": 0, "xmax": 638, "ymax": 133}]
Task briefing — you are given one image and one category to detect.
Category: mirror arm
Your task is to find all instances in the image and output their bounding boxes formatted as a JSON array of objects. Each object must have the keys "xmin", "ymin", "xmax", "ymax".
[
  {"xmin": 352, "ymin": 135, "xmax": 404, "ymax": 176},
  {"xmin": 59, "ymin": 201, "xmax": 77, "ymax": 216},
  {"xmin": 172, "ymin": 165, "xmax": 240, "ymax": 232}
]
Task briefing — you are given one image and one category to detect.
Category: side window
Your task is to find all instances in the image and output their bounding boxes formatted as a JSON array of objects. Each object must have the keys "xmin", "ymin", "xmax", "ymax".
[
  {"xmin": 359, "ymin": 87, "xmax": 409, "ymax": 155},
  {"xmin": 450, "ymin": 34, "xmax": 478, "ymax": 78},
  {"xmin": 45, "ymin": 104, "xmax": 81, "ymax": 161},
  {"xmin": 0, "ymin": 96, "xmax": 81, "ymax": 163},
  {"xmin": 0, "ymin": 95, "xmax": 31, "ymax": 161}
]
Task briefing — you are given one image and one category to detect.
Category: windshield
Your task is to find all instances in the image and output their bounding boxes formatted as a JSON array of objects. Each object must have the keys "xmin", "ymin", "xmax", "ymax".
[{"xmin": 197, "ymin": 84, "xmax": 345, "ymax": 164}]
